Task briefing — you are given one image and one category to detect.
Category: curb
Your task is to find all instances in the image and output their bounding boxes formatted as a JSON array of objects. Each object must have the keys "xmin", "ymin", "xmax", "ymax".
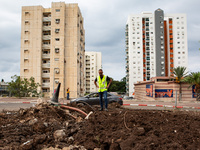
[
  {"xmin": 123, "ymin": 104, "xmax": 200, "ymax": 110},
  {"xmin": 0, "ymin": 102, "xmax": 37, "ymax": 104}
]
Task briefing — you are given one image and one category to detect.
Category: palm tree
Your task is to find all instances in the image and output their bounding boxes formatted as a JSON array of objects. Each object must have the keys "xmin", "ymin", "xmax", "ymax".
[
  {"xmin": 173, "ymin": 66, "xmax": 187, "ymax": 101},
  {"xmin": 183, "ymin": 72, "xmax": 200, "ymax": 101}
]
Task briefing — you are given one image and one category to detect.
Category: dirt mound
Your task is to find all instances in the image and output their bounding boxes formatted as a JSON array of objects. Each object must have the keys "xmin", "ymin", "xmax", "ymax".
[
  {"xmin": 72, "ymin": 109, "xmax": 200, "ymax": 150},
  {"xmin": 0, "ymin": 103, "xmax": 82, "ymax": 149},
  {"xmin": 1, "ymin": 103, "xmax": 200, "ymax": 149}
]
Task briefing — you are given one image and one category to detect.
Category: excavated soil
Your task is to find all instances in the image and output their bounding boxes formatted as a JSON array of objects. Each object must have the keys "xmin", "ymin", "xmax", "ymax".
[{"xmin": 0, "ymin": 102, "xmax": 200, "ymax": 150}]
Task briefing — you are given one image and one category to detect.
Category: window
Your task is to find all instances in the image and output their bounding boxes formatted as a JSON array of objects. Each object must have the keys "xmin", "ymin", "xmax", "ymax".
[
  {"xmin": 55, "ymin": 48, "xmax": 59, "ymax": 53},
  {"xmin": 55, "ymin": 38, "xmax": 60, "ymax": 41},
  {"xmin": 55, "ymin": 19, "xmax": 60, "ymax": 24},
  {"xmin": 55, "ymin": 29, "xmax": 60, "ymax": 33},
  {"xmin": 25, "ymin": 31, "xmax": 29, "ymax": 34},
  {"xmin": 56, "ymin": 9, "xmax": 60, "ymax": 12},
  {"xmin": 25, "ymin": 12, "xmax": 29, "ymax": 15},
  {"xmin": 55, "ymin": 58, "xmax": 59, "ymax": 61},
  {"xmin": 43, "ymin": 41, "xmax": 50, "ymax": 45},
  {"xmin": 25, "ymin": 21, "xmax": 29, "ymax": 25}
]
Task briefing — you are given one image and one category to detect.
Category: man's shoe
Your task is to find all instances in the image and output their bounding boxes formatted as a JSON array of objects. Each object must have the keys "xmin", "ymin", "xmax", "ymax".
[
  {"xmin": 105, "ymin": 108, "xmax": 108, "ymax": 111},
  {"xmin": 99, "ymin": 108, "xmax": 103, "ymax": 111}
]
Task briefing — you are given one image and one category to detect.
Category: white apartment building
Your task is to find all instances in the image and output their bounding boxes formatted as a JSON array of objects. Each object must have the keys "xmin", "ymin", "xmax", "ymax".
[
  {"xmin": 85, "ymin": 52, "xmax": 102, "ymax": 93},
  {"xmin": 125, "ymin": 8, "xmax": 188, "ymax": 96}
]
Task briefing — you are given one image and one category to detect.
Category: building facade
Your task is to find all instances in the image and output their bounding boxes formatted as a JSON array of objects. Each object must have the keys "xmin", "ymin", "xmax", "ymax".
[
  {"xmin": 135, "ymin": 77, "xmax": 196, "ymax": 101},
  {"xmin": 0, "ymin": 81, "xmax": 9, "ymax": 96},
  {"xmin": 125, "ymin": 9, "xmax": 188, "ymax": 96},
  {"xmin": 20, "ymin": 2, "xmax": 85, "ymax": 98},
  {"xmin": 85, "ymin": 52, "xmax": 102, "ymax": 93}
]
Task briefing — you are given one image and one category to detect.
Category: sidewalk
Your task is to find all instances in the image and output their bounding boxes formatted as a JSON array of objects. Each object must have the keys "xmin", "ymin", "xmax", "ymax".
[
  {"xmin": 1, "ymin": 97, "xmax": 200, "ymax": 109},
  {"xmin": 123, "ymin": 99, "xmax": 200, "ymax": 109}
]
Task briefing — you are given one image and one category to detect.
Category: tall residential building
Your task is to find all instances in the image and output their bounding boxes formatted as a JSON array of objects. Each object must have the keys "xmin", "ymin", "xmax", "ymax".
[
  {"xmin": 20, "ymin": 2, "xmax": 85, "ymax": 98},
  {"xmin": 85, "ymin": 52, "xmax": 102, "ymax": 93},
  {"xmin": 125, "ymin": 9, "xmax": 188, "ymax": 96}
]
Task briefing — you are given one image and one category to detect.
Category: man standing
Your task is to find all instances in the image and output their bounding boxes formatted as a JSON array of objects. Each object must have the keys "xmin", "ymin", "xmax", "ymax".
[
  {"xmin": 94, "ymin": 69, "xmax": 112, "ymax": 111},
  {"xmin": 66, "ymin": 88, "xmax": 70, "ymax": 100}
]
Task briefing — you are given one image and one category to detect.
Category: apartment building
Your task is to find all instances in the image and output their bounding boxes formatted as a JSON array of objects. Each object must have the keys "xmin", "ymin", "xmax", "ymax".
[
  {"xmin": 125, "ymin": 8, "xmax": 188, "ymax": 96},
  {"xmin": 85, "ymin": 52, "xmax": 102, "ymax": 93},
  {"xmin": 20, "ymin": 2, "xmax": 85, "ymax": 98}
]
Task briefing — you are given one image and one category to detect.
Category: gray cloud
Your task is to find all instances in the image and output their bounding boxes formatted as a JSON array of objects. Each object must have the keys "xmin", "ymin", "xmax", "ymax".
[{"xmin": 0, "ymin": 0, "xmax": 200, "ymax": 82}]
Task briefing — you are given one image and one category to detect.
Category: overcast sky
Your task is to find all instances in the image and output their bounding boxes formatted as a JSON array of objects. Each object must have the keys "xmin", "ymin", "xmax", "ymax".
[{"xmin": 0, "ymin": 0, "xmax": 200, "ymax": 82}]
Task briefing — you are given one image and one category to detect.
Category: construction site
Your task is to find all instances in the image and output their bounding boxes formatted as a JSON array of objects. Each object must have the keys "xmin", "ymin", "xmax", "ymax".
[{"xmin": 1, "ymin": 87, "xmax": 200, "ymax": 150}]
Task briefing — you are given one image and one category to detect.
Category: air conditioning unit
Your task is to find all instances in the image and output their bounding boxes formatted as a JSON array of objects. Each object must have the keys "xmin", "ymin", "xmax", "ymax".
[
  {"xmin": 55, "ymin": 80, "xmax": 59, "ymax": 84},
  {"xmin": 56, "ymin": 21, "xmax": 60, "ymax": 24},
  {"xmin": 56, "ymin": 70, "xmax": 59, "ymax": 74}
]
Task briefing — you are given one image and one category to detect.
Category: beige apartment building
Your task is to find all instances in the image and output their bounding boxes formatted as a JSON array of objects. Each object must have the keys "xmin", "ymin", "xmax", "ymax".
[
  {"xmin": 85, "ymin": 52, "xmax": 102, "ymax": 93},
  {"xmin": 20, "ymin": 2, "xmax": 85, "ymax": 98}
]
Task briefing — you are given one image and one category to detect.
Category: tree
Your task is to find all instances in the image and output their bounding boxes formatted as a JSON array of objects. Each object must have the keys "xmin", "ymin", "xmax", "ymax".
[
  {"xmin": 173, "ymin": 66, "xmax": 187, "ymax": 101},
  {"xmin": 183, "ymin": 72, "xmax": 200, "ymax": 101},
  {"xmin": 8, "ymin": 75, "xmax": 40, "ymax": 98},
  {"xmin": 109, "ymin": 77, "xmax": 126, "ymax": 93}
]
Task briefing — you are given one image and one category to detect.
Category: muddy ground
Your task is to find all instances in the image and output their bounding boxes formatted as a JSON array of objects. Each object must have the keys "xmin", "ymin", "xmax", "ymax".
[{"xmin": 0, "ymin": 102, "xmax": 200, "ymax": 150}]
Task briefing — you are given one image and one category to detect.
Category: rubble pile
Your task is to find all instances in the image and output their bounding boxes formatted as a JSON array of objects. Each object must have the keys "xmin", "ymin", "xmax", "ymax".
[{"xmin": 1, "ymin": 103, "xmax": 200, "ymax": 150}]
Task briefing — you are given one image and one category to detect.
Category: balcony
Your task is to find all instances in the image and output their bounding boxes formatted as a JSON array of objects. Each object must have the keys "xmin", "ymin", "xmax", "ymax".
[
  {"xmin": 42, "ymin": 44, "xmax": 50, "ymax": 49},
  {"xmin": 43, "ymin": 26, "xmax": 51, "ymax": 31},
  {"xmin": 43, "ymin": 17, "xmax": 51, "ymax": 22},
  {"xmin": 43, "ymin": 35, "xmax": 51, "ymax": 40},
  {"xmin": 42, "ymin": 83, "xmax": 50, "ymax": 88},
  {"xmin": 42, "ymin": 54, "xmax": 50, "ymax": 59},
  {"xmin": 42, "ymin": 63, "xmax": 50, "ymax": 68},
  {"xmin": 42, "ymin": 73, "xmax": 50, "ymax": 78}
]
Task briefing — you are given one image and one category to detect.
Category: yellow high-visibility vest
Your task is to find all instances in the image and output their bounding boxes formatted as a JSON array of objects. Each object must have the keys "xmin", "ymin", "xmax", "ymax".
[{"xmin": 98, "ymin": 75, "xmax": 107, "ymax": 92}]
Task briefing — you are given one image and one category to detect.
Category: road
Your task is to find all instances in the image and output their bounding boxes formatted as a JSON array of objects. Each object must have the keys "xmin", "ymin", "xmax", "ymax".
[
  {"xmin": 1, "ymin": 102, "xmax": 200, "ymax": 112},
  {"xmin": 0, "ymin": 103, "xmax": 35, "ymax": 111}
]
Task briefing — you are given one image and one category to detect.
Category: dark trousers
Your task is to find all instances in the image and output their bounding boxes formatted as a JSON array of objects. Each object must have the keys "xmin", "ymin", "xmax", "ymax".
[
  {"xmin": 99, "ymin": 91, "xmax": 108, "ymax": 109},
  {"xmin": 67, "ymin": 93, "xmax": 69, "ymax": 100}
]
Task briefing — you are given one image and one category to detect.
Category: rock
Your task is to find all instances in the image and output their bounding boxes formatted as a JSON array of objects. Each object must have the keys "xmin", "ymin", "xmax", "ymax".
[
  {"xmin": 44, "ymin": 122, "xmax": 48, "ymax": 127},
  {"xmin": 54, "ymin": 130, "xmax": 66, "ymax": 141},
  {"xmin": 94, "ymin": 148, "xmax": 101, "ymax": 150},
  {"xmin": 62, "ymin": 145, "xmax": 86, "ymax": 150},
  {"xmin": 20, "ymin": 120, "xmax": 26, "ymax": 123},
  {"xmin": 63, "ymin": 121, "xmax": 69, "ymax": 127},
  {"xmin": 29, "ymin": 118, "xmax": 38, "ymax": 125},
  {"xmin": 68, "ymin": 136, "xmax": 74, "ymax": 142},
  {"xmin": 116, "ymin": 138, "xmax": 122, "ymax": 142},
  {"xmin": 135, "ymin": 127, "xmax": 145, "ymax": 136}
]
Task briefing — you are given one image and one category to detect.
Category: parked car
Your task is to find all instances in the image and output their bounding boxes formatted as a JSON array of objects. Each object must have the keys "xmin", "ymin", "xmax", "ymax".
[
  {"xmin": 123, "ymin": 96, "xmax": 134, "ymax": 100},
  {"xmin": 70, "ymin": 92, "xmax": 123, "ymax": 105}
]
